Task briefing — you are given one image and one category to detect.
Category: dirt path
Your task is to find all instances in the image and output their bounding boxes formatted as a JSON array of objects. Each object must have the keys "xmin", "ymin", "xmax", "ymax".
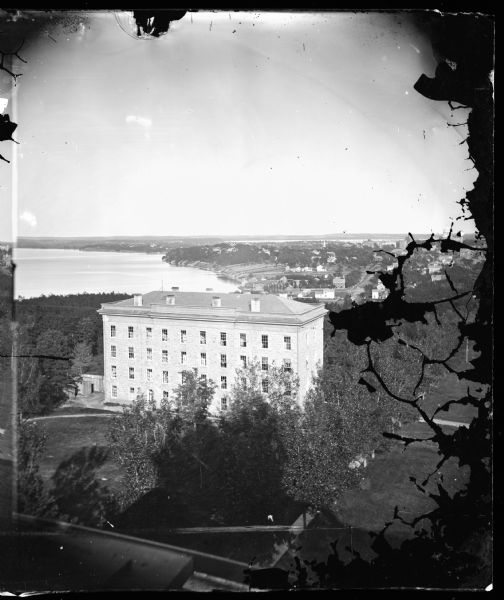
[
  {"xmin": 27, "ymin": 412, "xmax": 115, "ymax": 421},
  {"xmin": 419, "ymin": 417, "xmax": 469, "ymax": 428}
]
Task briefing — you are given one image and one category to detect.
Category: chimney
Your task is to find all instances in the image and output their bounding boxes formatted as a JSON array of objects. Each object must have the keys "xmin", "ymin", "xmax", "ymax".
[
  {"xmin": 166, "ymin": 294, "xmax": 175, "ymax": 305},
  {"xmin": 250, "ymin": 297, "xmax": 261, "ymax": 312},
  {"xmin": 133, "ymin": 293, "xmax": 143, "ymax": 307},
  {"xmin": 171, "ymin": 286, "xmax": 179, "ymax": 291},
  {"xmin": 212, "ymin": 296, "xmax": 221, "ymax": 308}
]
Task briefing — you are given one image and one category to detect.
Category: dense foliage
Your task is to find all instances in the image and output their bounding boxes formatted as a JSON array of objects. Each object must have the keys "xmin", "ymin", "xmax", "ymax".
[
  {"xmin": 164, "ymin": 241, "xmax": 378, "ymax": 269},
  {"xmin": 15, "ymin": 293, "xmax": 129, "ymax": 416}
]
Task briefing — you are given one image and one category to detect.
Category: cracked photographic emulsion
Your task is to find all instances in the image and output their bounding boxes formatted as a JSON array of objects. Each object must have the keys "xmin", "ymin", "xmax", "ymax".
[{"xmin": 0, "ymin": 9, "xmax": 493, "ymax": 592}]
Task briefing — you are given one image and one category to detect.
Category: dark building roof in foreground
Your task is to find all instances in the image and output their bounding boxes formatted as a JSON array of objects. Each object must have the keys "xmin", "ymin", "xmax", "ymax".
[{"xmin": 98, "ymin": 291, "xmax": 327, "ymax": 326}]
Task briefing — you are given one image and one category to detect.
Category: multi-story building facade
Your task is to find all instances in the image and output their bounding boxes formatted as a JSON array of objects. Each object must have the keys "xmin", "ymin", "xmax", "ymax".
[{"xmin": 98, "ymin": 291, "xmax": 327, "ymax": 413}]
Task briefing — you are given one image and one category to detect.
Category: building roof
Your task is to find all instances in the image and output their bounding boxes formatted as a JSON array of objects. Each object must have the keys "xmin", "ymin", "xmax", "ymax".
[{"xmin": 99, "ymin": 291, "xmax": 327, "ymax": 326}]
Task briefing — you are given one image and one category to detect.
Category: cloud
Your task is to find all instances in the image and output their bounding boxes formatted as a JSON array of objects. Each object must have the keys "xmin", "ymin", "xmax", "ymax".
[
  {"xmin": 20, "ymin": 210, "xmax": 37, "ymax": 228},
  {"xmin": 125, "ymin": 115, "xmax": 152, "ymax": 129}
]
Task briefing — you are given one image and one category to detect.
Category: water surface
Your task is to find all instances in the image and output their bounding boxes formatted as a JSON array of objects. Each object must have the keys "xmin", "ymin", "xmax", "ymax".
[{"xmin": 13, "ymin": 248, "xmax": 238, "ymax": 299}]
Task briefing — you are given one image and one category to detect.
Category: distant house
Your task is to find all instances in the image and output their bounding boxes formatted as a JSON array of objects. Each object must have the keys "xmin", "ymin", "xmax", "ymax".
[
  {"xmin": 371, "ymin": 284, "xmax": 388, "ymax": 301},
  {"xmin": 316, "ymin": 264, "xmax": 326, "ymax": 273},
  {"xmin": 428, "ymin": 263, "xmax": 442, "ymax": 274},
  {"xmin": 302, "ymin": 266, "xmax": 313, "ymax": 272},
  {"xmin": 326, "ymin": 252, "xmax": 336, "ymax": 264},
  {"xmin": 362, "ymin": 239, "xmax": 375, "ymax": 248},
  {"xmin": 314, "ymin": 288, "xmax": 335, "ymax": 299},
  {"xmin": 431, "ymin": 273, "xmax": 444, "ymax": 282},
  {"xmin": 333, "ymin": 276, "xmax": 346, "ymax": 289}
]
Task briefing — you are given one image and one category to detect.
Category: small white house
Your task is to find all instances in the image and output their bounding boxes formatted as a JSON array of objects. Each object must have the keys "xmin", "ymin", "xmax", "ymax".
[
  {"xmin": 314, "ymin": 288, "xmax": 335, "ymax": 299},
  {"xmin": 78, "ymin": 373, "xmax": 104, "ymax": 396}
]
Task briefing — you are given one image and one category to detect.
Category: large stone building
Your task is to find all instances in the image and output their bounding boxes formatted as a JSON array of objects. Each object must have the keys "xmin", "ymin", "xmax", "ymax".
[{"xmin": 98, "ymin": 291, "xmax": 327, "ymax": 413}]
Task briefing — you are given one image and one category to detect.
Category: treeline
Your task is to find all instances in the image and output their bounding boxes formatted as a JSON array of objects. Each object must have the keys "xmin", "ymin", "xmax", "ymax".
[
  {"xmin": 16, "ymin": 293, "xmax": 129, "ymax": 416},
  {"xmin": 164, "ymin": 242, "xmax": 381, "ymax": 269},
  {"xmin": 17, "ymin": 236, "xmax": 225, "ymax": 251},
  {"xmin": 16, "ymin": 293, "xmax": 129, "ymax": 354}
]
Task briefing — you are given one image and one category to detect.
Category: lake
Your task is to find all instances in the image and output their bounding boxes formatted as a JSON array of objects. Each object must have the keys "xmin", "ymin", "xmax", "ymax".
[{"xmin": 13, "ymin": 248, "xmax": 239, "ymax": 299}]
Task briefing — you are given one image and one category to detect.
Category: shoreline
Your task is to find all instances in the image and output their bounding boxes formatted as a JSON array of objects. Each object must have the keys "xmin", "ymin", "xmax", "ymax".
[{"xmin": 161, "ymin": 258, "xmax": 293, "ymax": 286}]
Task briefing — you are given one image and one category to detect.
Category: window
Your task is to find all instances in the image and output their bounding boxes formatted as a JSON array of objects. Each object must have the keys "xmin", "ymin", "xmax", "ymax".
[
  {"xmin": 220, "ymin": 354, "xmax": 227, "ymax": 368},
  {"xmin": 112, "ymin": 385, "xmax": 117, "ymax": 398},
  {"xmin": 201, "ymin": 352, "xmax": 207, "ymax": 366},
  {"xmin": 129, "ymin": 367, "xmax": 135, "ymax": 379},
  {"xmin": 283, "ymin": 359, "xmax": 292, "ymax": 373},
  {"xmin": 261, "ymin": 335, "xmax": 269, "ymax": 349},
  {"xmin": 181, "ymin": 371, "xmax": 188, "ymax": 384},
  {"xmin": 128, "ymin": 326, "xmax": 134, "ymax": 338},
  {"xmin": 285, "ymin": 381, "xmax": 292, "ymax": 396},
  {"xmin": 220, "ymin": 332, "xmax": 227, "ymax": 346},
  {"xmin": 181, "ymin": 330, "xmax": 187, "ymax": 343},
  {"xmin": 284, "ymin": 336, "xmax": 292, "ymax": 350},
  {"xmin": 163, "ymin": 390, "xmax": 169, "ymax": 400},
  {"xmin": 147, "ymin": 368, "xmax": 153, "ymax": 382},
  {"xmin": 221, "ymin": 375, "xmax": 227, "ymax": 389},
  {"xmin": 262, "ymin": 357, "xmax": 269, "ymax": 371},
  {"xmin": 111, "ymin": 345, "xmax": 116, "ymax": 358},
  {"xmin": 162, "ymin": 349, "xmax": 168, "ymax": 363},
  {"xmin": 129, "ymin": 387, "xmax": 135, "ymax": 395},
  {"xmin": 200, "ymin": 374, "xmax": 207, "ymax": 383},
  {"xmin": 129, "ymin": 347, "xmax": 135, "ymax": 359},
  {"xmin": 162, "ymin": 328, "xmax": 168, "ymax": 341},
  {"xmin": 240, "ymin": 333, "xmax": 247, "ymax": 348},
  {"xmin": 147, "ymin": 348, "xmax": 152, "ymax": 360},
  {"xmin": 163, "ymin": 371, "xmax": 169, "ymax": 383},
  {"xmin": 110, "ymin": 325, "xmax": 116, "ymax": 337},
  {"xmin": 240, "ymin": 355, "xmax": 247, "ymax": 368},
  {"xmin": 200, "ymin": 331, "xmax": 206, "ymax": 344},
  {"xmin": 148, "ymin": 389, "xmax": 154, "ymax": 401},
  {"xmin": 221, "ymin": 397, "xmax": 228, "ymax": 411},
  {"xmin": 111, "ymin": 365, "xmax": 117, "ymax": 378},
  {"xmin": 262, "ymin": 378, "xmax": 269, "ymax": 393},
  {"xmin": 146, "ymin": 327, "xmax": 152, "ymax": 339},
  {"xmin": 181, "ymin": 351, "xmax": 187, "ymax": 365}
]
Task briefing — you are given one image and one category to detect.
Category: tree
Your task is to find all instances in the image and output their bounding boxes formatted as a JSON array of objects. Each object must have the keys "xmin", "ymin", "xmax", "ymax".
[
  {"xmin": 171, "ymin": 368, "xmax": 217, "ymax": 427},
  {"xmin": 35, "ymin": 329, "xmax": 77, "ymax": 414},
  {"xmin": 106, "ymin": 394, "xmax": 174, "ymax": 509},
  {"xmin": 214, "ymin": 362, "xmax": 299, "ymax": 524},
  {"xmin": 71, "ymin": 341, "xmax": 93, "ymax": 379},
  {"xmin": 17, "ymin": 419, "xmax": 56, "ymax": 518}
]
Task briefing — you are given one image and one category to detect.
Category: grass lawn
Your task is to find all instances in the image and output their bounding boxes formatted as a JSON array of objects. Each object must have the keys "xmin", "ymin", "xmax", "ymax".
[
  {"xmin": 37, "ymin": 415, "xmax": 124, "ymax": 493},
  {"xmin": 335, "ymin": 441, "xmax": 469, "ymax": 533},
  {"xmin": 419, "ymin": 372, "xmax": 482, "ymax": 424}
]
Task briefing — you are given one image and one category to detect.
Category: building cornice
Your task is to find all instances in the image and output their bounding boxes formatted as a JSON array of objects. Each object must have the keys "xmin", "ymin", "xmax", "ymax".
[{"xmin": 98, "ymin": 304, "xmax": 327, "ymax": 327}]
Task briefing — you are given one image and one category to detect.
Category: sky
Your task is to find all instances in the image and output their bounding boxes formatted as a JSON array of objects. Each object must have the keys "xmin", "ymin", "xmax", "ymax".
[{"xmin": 1, "ymin": 11, "xmax": 478, "ymax": 240}]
